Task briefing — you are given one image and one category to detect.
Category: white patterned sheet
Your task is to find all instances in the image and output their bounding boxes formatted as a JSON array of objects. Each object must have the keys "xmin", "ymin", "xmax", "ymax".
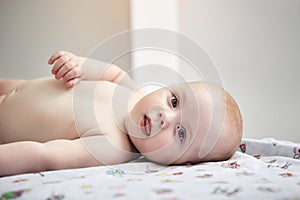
[{"xmin": 0, "ymin": 138, "xmax": 299, "ymax": 200}]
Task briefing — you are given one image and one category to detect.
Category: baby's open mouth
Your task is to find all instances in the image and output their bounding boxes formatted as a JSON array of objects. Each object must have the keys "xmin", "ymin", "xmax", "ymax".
[{"xmin": 140, "ymin": 115, "xmax": 152, "ymax": 136}]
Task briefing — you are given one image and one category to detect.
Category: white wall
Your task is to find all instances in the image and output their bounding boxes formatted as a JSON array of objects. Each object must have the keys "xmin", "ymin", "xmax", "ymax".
[
  {"xmin": 130, "ymin": 0, "xmax": 300, "ymax": 142},
  {"xmin": 130, "ymin": 0, "xmax": 180, "ymax": 86},
  {"xmin": 0, "ymin": 0, "xmax": 130, "ymax": 79}
]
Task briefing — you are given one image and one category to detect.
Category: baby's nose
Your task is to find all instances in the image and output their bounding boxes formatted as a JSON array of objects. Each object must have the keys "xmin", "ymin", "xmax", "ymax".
[
  {"xmin": 149, "ymin": 105, "xmax": 173, "ymax": 129},
  {"xmin": 158, "ymin": 110, "xmax": 173, "ymax": 129},
  {"xmin": 159, "ymin": 111, "xmax": 165, "ymax": 128}
]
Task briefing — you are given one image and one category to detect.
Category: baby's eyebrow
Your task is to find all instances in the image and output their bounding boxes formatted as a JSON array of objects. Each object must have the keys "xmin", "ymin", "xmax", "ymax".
[
  {"xmin": 166, "ymin": 84, "xmax": 177, "ymax": 92},
  {"xmin": 175, "ymin": 87, "xmax": 187, "ymax": 105}
]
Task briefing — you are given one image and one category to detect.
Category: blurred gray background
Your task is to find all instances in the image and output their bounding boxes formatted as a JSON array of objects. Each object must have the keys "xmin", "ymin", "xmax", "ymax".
[
  {"xmin": 0, "ymin": 0, "xmax": 131, "ymax": 78},
  {"xmin": 1, "ymin": 0, "xmax": 299, "ymax": 142}
]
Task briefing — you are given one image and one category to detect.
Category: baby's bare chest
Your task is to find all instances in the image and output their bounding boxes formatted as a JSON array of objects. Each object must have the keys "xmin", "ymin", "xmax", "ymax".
[{"xmin": 0, "ymin": 78, "xmax": 130, "ymax": 143}]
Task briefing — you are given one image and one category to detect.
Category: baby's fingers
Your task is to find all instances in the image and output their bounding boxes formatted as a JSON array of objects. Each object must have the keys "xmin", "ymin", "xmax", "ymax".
[
  {"xmin": 62, "ymin": 66, "xmax": 81, "ymax": 81},
  {"xmin": 51, "ymin": 55, "xmax": 71, "ymax": 76},
  {"xmin": 48, "ymin": 51, "xmax": 67, "ymax": 65},
  {"xmin": 66, "ymin": 78, "xmax": 80, "ymax": 88},
  {"xmin": 55, "ymin": 59, "xmax": 78, "ymax": 80}
]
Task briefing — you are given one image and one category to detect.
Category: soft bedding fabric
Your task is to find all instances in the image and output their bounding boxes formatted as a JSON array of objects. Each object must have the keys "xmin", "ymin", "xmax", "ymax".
[{"xmin": 1, "ymin": 138, "xmax": 299, "ymax": 199}]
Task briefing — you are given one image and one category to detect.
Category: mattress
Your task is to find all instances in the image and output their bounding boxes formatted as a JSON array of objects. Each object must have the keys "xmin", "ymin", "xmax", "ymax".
[{"xmin": 1, "ymin": 138, "xmax": 299, "ymax": 199}]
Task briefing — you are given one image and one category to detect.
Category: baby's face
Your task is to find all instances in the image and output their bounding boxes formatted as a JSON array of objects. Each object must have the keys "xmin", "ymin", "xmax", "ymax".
[{"xmin": 125, "ymin": 82, "xmax": 222, "ymax": 164}]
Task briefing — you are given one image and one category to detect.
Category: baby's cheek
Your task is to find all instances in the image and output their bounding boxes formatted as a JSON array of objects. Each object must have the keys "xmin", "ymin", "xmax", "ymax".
[
  {"xmin": 145, "ymin": 135, "xmax": 174, "ymax": 152},
  {"xmin": 143, "ymin": 140, "xmax": 180, "ymax": 165}
]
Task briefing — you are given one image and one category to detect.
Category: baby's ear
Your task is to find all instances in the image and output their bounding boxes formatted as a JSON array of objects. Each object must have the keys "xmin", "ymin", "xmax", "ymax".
[{"xmin": 184, "ymin": 161, "xmax": 193, "ymax": 166}]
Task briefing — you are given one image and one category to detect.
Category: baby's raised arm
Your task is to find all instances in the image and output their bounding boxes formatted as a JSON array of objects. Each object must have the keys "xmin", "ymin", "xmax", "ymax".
[{"xmin": 48, "ymin": 50, "xmax": 135, "ymax": 89}]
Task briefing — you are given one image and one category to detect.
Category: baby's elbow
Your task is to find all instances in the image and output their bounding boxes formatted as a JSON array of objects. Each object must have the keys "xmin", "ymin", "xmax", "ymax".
[{"xmin": 29, "ymin": 143, "xmax": 56, "ymax": 173}]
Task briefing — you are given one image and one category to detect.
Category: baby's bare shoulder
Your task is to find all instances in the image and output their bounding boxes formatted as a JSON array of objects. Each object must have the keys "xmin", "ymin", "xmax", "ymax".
[{"xmin": 80, "ymin": 133, "xmax": 138, "ymax": 165}]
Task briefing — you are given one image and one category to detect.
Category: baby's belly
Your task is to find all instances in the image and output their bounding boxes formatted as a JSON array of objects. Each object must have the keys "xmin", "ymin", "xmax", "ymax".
[{"xmin": 0, "ymin": 77, "xmax": 78, "ymax": 143}]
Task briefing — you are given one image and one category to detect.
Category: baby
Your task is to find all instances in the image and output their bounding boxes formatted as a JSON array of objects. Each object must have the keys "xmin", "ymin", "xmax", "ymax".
[{"xmin": 0, "ymin": 51, "xmax": 242, "ymax": 176}]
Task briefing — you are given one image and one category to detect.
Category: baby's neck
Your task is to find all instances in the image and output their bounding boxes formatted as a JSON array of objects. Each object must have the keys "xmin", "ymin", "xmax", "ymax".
[{"xmin": 109, "ymin": 85, "xmax": 148, "ymax": 134}]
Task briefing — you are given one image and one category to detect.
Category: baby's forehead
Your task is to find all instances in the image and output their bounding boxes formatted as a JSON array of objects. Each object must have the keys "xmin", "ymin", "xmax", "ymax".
[
  {"xmin": 168, "ymin": 82, "xmax": 211, "ymax": 107},
  {"xmin": 168, "ymin": 82, "xmax": 208, "ymax": 94},
  {"xmin": 167, "ymin": 83, "xmax": 195, "ymax": 96}
]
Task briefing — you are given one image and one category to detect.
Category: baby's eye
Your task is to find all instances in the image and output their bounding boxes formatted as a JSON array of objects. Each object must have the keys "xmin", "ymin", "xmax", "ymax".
[
  {"xmin": 171, "ymin": 95, "xmax": 178, "ymax": 108},
  {"xmin": 177, "ymin": 125, "xmax": 185, "ymax": 142}
]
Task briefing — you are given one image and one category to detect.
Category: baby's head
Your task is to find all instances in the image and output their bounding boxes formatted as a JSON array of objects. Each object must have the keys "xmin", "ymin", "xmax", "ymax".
[{"xmin": 125, "ymin": 81, "xmax": 242, "ymax": 165}]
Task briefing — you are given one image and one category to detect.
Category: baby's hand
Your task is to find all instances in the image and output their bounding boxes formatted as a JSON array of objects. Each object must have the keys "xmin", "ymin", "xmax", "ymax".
[{"xmin": 48, "ymin": 51, "xmax": 83, "ymax": 88}]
